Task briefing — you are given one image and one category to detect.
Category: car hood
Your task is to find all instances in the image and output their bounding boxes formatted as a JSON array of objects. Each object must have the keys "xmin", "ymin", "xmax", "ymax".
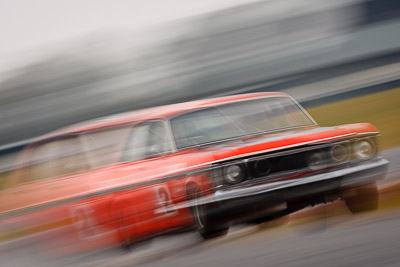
[{"xmin": 196, "ymin": 123, "xmax": 378, "ymax": 162}]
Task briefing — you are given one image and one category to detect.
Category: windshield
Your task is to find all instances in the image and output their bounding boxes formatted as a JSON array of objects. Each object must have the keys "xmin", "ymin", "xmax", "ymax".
[{"xmin": 170, "ymin": 96, "xmax": 315, "ymax": 149}]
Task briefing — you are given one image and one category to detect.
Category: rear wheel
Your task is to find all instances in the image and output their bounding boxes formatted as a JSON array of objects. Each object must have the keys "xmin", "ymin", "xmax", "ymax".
[
  {"xmin": 344, "ymin": 182, "xmax": 378, "ymax": 213},
  {"xmin": 190, "ymin": 187, "xmax": 229, "ymax": 239}
]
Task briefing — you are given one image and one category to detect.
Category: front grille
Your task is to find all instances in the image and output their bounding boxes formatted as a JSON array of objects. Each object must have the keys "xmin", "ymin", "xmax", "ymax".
[
  {"xmin": 246, "ymin": 146, "xmax": 329, "ymax": 181},
  {"xmin": 211, "ymin": 135, "xmax": 379, "ymax": 188}
]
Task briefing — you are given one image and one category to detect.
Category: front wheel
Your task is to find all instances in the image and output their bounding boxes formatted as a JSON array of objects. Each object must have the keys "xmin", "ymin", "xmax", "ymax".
[
  {"xmin": 344, "ymin": 182, "xmax": 379, "ymax": 213},
  {"xmin": 190, "ymin": 187, "xmax": 228, "ymax": 239}
]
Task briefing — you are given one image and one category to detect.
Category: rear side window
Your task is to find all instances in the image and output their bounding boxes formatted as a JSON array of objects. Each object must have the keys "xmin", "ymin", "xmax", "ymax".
[
  {"xmin": 21, "ymin": 137, "xmax": 90, "ymax": 182},
  {"xmin": 8, "ymin": 128, "xmax": 130, "ymax": 185}
]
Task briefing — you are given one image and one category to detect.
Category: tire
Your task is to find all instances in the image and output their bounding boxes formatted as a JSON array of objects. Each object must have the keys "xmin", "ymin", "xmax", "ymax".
[
  {"xmin": 190, "ymin": 187, "xmax": 229, "ymax": 239},
  {"xmin": 344, "ymin": 182, "xmax": 379, "ymax": 213}
]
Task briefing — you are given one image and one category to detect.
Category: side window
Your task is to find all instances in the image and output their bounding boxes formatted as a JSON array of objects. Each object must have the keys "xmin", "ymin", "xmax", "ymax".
[
  {"xmin": 122, "ymin": 123, "xmax": 152, "ymax": 162},
  {"xmin": 148, "ymin": 121, "xmax": 169, "ymax": 156},
  {"xmin": 21, "ymin": 137, "xmax": 90, "ymax": 183},
  {"xmin": 122, "ymin": 121, "xmax": 169, "ymax": 162}
]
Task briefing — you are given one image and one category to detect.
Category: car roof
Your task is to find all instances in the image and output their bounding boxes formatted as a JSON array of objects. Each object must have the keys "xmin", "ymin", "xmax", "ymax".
[{"xmin": 38, "ymin": 92, "xmax": 289, "ymax": 141}]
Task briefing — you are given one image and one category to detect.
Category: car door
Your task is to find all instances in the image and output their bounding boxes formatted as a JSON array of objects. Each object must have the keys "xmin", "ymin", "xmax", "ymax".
[{"xmin": 106, "ymin": 120, "xmax": 191, "ymax": 241}]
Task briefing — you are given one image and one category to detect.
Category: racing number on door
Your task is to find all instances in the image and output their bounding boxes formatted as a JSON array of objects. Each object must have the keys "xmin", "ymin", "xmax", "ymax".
[{"xmin": 154, "ymin": 184, "xmax": 177, "ymax": 216}]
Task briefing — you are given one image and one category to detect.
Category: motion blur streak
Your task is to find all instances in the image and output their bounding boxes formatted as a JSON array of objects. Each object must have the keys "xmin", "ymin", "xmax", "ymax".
[
  {"xmin": 1, "ymin": 0, "xmax": 400, "ymax": 145},
  {"xmin": 1, "ymin": 0, "xmax": 400, "ymax": 266}
]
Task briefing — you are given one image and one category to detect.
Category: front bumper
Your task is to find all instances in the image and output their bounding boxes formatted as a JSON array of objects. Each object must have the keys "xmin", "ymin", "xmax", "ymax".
[{"xmin": 207, "ymin": 157, "xmax": 389, "ymax": 224}]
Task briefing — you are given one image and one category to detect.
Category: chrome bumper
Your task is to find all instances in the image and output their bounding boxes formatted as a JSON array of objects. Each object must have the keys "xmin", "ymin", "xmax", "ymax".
[{"xmin": 213, "ymin": 157, "xmax": 389, "ymax": 203}]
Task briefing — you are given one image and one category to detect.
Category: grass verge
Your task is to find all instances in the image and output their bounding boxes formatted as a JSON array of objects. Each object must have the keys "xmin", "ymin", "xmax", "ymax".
[{"xmin": 306, "ymin": 88, "xmax": 400, "ymax": 150}]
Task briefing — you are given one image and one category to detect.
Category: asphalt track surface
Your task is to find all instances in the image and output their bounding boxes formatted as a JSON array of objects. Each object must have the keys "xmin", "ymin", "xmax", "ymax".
[
  {"xmin": 44, "ymin": 148, "xmax": 398, "ymax": 267},
  {"xmin": 133, "ymin": 209, "xmax": 400, "ymax": 267},
  {"xmin": 68, "ymin": 205, "xmax": 400, "ymax": 267}
]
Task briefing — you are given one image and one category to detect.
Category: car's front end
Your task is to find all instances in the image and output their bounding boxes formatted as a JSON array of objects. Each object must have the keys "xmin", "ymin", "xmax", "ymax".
[
  {"xmin": 205, "ymin": 130, "xmax": 388, "ymax": 228},
  {"xmin": 169, "ymin": 93, "xmax": 389, "ymax": 238}
]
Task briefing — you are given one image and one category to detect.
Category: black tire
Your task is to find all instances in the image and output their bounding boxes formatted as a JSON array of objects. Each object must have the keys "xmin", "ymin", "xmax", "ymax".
[
  {"xmin": 344, "ymin": 182, "xmax": 379, "ymax": 213},
  {"xmin": 190, "ymin": 187, "xmax": 229, "ymax": 239}
]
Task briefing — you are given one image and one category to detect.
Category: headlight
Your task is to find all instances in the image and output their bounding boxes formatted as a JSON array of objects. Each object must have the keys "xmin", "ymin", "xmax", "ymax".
[
  {"xmin": 254, "ymin": 159, "xmax": 271, "ymax": 176},
  {"xmin": 307, "ymin": 152, "xmax": 327, "ymax": 171},
  {"xmin": 224, "ymin": 164, "xmax": 245, "ymax": 185},
  {"xmin": 331, "ymin": 144, "xmax": 348, "ymax": 162},
  {"xmin": 354, "ymin": 139, "xmax": 375, "ymax": 160}
]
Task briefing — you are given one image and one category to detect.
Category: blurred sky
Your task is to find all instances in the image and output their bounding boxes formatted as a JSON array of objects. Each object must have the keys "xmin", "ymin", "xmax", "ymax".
[{"xmin": 0, "ymin": 0, "xmax": 261, "ymax": 78}]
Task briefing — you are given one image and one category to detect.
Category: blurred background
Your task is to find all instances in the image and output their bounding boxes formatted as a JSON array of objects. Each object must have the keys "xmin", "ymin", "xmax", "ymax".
[{"xmin": 1, "ymin": 0, "xmax": 400, "ymax": 266}]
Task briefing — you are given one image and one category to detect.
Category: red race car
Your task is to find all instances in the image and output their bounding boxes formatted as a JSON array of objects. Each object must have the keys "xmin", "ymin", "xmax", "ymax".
[{"xmin": 0, "ymin": 92, "xmax": 389, "ymax": 254}]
